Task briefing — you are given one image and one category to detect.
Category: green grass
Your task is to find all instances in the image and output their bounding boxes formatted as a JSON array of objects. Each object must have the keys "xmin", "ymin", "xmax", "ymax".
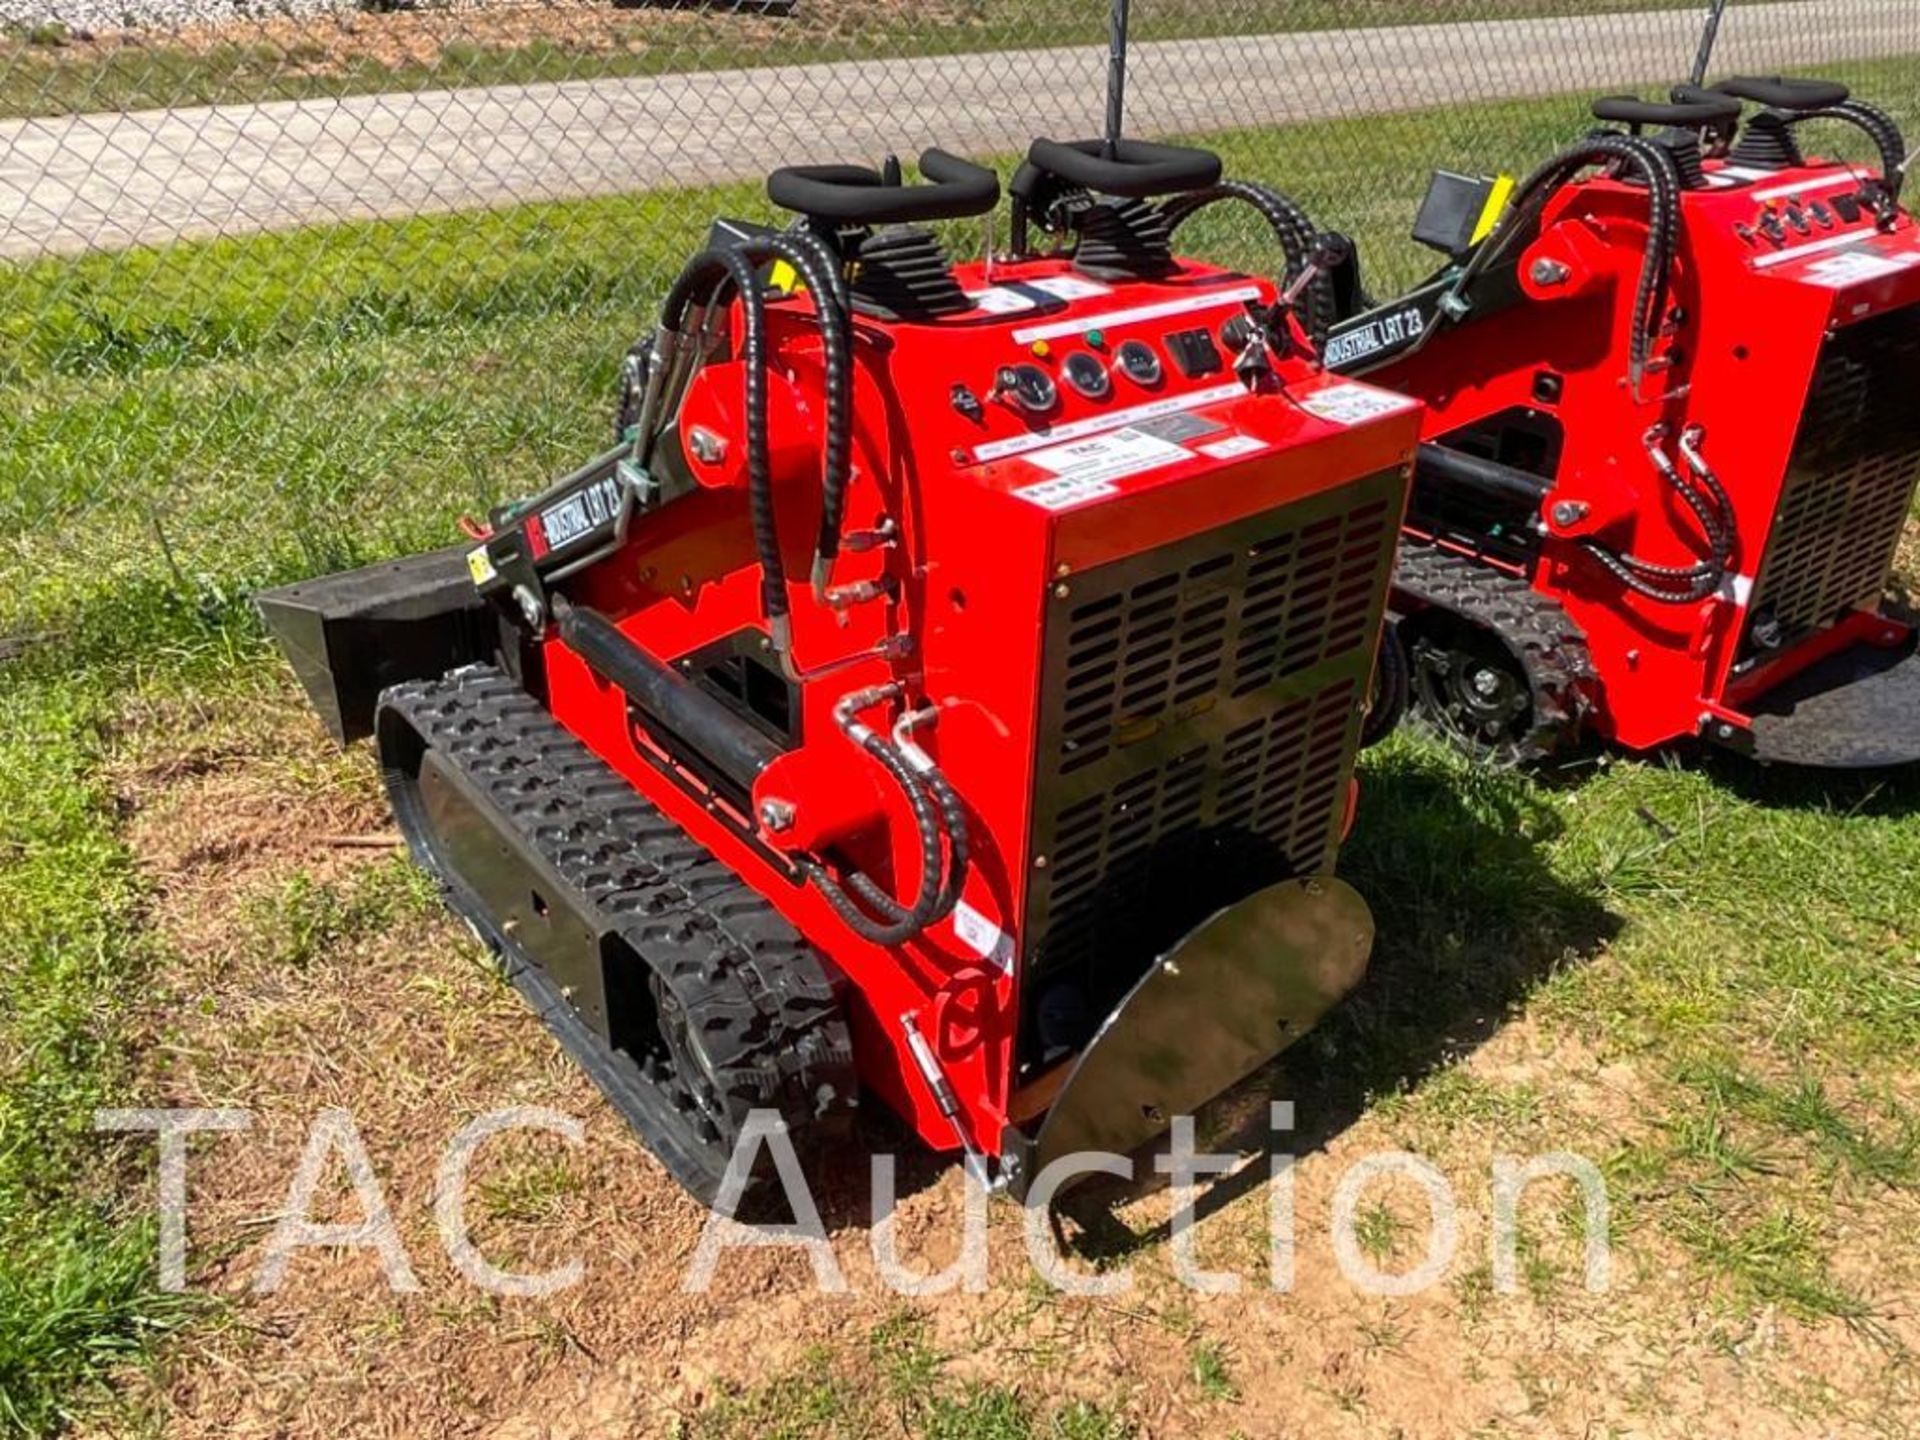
[
  {"xmin": 9, "ymin": 52, "xmax": 1916, "ymax": 646},
  {"xmin": 1189, "ymin": 1339, "xmax": 1240, "ymax": 1403},
  {"xmin": 688, "ymin": 1315, "xmax": 1135, "ymax": 1439},
  {"xmin": 1333, "ymin": 737, "xmax": 1920, "ymax": 1327},
  {"xmin": 5, "ymin": 55, "xmax": 1920, "ymax": 1435},
  {"xmin": 0, "ymin": 648, "xmax": 215, "ymax": 1435},
  {"xmin": 0, "ymin": 0, "xmax": 1704, "ymax": 120}
]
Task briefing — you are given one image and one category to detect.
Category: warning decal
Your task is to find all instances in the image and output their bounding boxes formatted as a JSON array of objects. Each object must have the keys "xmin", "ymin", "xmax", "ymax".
[
  {"xmin": 1013, "ymin": 428, "xmax": 1191, "ymax": 511},
  {"xmin": 1298, "ymin": 383, "xmax": 1420, "ymax": 427},
  {"xmin": 1803, "ymin": 250, "xmax": 1919, "ymax": 287}
]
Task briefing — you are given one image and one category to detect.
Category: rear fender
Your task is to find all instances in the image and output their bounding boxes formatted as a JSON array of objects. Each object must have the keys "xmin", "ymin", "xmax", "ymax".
[{"xmin": 1004, "ymin": 875, "xmax": 1374, "ymax": 1203}]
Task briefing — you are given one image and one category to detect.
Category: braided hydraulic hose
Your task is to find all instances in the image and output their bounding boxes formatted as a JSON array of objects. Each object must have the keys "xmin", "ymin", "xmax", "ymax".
[
  {"xmin": 770, "ymin": 226, "xmax": 858, "ymax": 592},
  {"xmin": 651, "ymin": 234, "xmax": 857, "ymax": 652},
  {"xmin": 1159, "ymin": 180, "xmax": 1336, "ymax": 351},
  {"xmin": 1442, "ymin": 134, "xmax": 1682, "ymax": 391},
  {"xmin": 837, "ymin": 733, "xmax": 951, "ymax": 942},
  {"xmin": 1581, "ymin": 427, "xmax": 1735, "ymax": 604},
  {"xmin": 1788, "ymin": 101, "xmax": 1908, "ymax": 200},
  {"xmin": 806, "ymin": 689, "xmax": 968, "ymax": 946},
  {"xmin": 712, "ymin": 245, "xmax": 788, "ymax": 636},
  {"xmin": 902, "ymin": 740, "xmax": 972, "ymax": 921}
]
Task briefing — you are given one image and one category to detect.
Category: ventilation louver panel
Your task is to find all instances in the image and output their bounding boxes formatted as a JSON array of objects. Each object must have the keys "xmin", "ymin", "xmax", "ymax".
[
  {"xmin": 1745, "ymin": 307, "xmax": 1920, "ymax": 658},
  {"xmin": 1020, "ymin": 468, "xmax": 1404, "ymax": 1069}
]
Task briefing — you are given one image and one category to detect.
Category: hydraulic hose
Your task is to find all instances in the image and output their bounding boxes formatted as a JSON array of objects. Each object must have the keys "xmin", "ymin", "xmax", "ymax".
[
  {"xmin": 837, "ymin": 732, "xmax": 950, "ymax": 941},
  {"xmin": 1582, "ymin": 426, "xmax": 1735, "ymax": 604},
  {"xmin": 806, "ymin": 690, "xmax": 969, "ymax": 947},
  {"xmin": 767, "ymin": 227, "xmax": 857, "ymax": 594},
  {"xmin": 890, "ymin": 718, "xmax": 967, "ymax": 917},
  {"xmin": 729, "ymin": 231, "xmax": 855, "ymax": 610},
  {"xmin": 648, "ymin": 233, "xmax": 856, "ymax": 651},
  {"xmin": 1160, "ymin": 180, "xmax": 1337, "ymax": 351},
  {"xmin": 700, "ymin": 245, "xmax": 787, "ymax": 636},
  {"xmin": 1788, "ymin": 101, "xmax": 1908, "ymax": 200},
  {"xmin": 1439, "ymin": 134, "xmax": 1682, "ymax": 391}
]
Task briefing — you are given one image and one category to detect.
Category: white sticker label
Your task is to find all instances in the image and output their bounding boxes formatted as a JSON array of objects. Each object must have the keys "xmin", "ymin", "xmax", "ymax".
[
  {"xmin": 1803, "ymin": 250, "xmax": 1915, "ymax": 286},
  {"xmin": 1028, "ymin": 275, "xmax": 1112, "ymax": 301},
  {"xmin": 953, "ymin": 900, "xmax": 1015, "ymax": 973},
  {"xmin": 1013, "ymin": 475, "xmax": 1121, "ymax": 511},
  {"xmin": 967, "ymin": 286, "xmax": 1038, "ymax": 315},
  {"xmin": 1198, "ymin": 434, "xmax": 1268, "ymax": 460},
  {"xmin": 1024, "ymin": 427, "xmax": 1191, "ymax": 488},
  {"xmin": 967, "ymin": 276, "xmax": 1113, "ymax": 316},
  {"xmin": 539, "ymin": 474, "xmax": 623, "ymax": 550},
  {"xmin": 1298, "ymin": 383, "xmax": 1419, "ymax": 427},
  {"xmin": 1013, "ymin": 284, "xmax": 1264, "ymax": 345},
  {"xmin": 1323, "ymin": 305, "xmax": 1427, "ymax": 367}
]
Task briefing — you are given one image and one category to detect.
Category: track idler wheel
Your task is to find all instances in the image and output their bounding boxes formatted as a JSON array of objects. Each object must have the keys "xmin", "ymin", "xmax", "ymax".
[
  {"xmin": 1409, "ymin": 623, "xmax": 1539, "ymax": 762},
  {"xmin": 1394, "ymin": 542, "xmax": 1591, "ymax": 766}
]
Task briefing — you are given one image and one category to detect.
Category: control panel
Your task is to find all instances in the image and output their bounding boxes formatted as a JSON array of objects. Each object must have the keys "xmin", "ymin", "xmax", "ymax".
[
  {"xmin": 942, "ymin": 266, "xmax": 1276, "ymax": 441},
  {"xmin": 1714, "ymin": 166, "xmax": 1895, "ymax": 258}
]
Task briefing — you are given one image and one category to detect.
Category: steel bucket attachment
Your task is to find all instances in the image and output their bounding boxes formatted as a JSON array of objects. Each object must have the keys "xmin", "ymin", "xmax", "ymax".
[
  {"xmin": 255, "ymin": 547, "xmax": 493, "ymax": 745},
  {"xmin": 1746, "ymin": 636, "xmax": 1920, "ymax": 768},
  {"xmin": 1009, "ymin": 875, "xmax": 1373, "ymax": 1202}
]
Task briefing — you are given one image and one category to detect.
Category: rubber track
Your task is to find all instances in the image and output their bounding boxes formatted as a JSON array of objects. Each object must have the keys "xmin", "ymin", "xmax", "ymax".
[
  {"xmin": 379, "ymin": 664, "xmax": 855, "ymax": 1204},
  {"xmin": 1393, "ymin": 541, "xmax": 1595, "ymax": 764}
]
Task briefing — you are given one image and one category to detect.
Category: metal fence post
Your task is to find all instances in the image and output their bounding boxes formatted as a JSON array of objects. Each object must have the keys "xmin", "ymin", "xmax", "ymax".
[
  {"xmin": 1691, "ymin": 0, "xmax": 1734, "ymax": 86},
  {"xmin": 1105, "ymin": 0, "xmax": 1133, "ymax": 156}
]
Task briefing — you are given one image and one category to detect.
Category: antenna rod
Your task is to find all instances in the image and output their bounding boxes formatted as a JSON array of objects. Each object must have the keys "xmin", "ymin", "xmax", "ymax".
[
  {"xmin": 1104, "ymin": 0, "xmax": 1131, "ymax": 158},
  {"xmin": 1689, "ymin": 0, "xmax": 1730, "ymax": 86}
]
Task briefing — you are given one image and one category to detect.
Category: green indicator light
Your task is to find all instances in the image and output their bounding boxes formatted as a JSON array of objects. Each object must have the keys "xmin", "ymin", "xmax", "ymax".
[{"xmin": 1086, "ymin": 329, "xmax": 1107, "ymax": 349}]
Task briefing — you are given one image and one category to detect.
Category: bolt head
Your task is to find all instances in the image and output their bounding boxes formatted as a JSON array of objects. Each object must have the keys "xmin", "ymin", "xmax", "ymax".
[
  {"xmin": 758, "ymin": 798, "xmax": 797, "ymax": 833},
  {"xmin": 1550, "ymin": 500, "xmax": 1590, "ymax": 527},
  {"xmin": 687, "ymin": 425, "xmax": 728, "ymax": 465},
  {"xmin": 1471, "ymin": 667, "xmax": 1503, "ymax": 698}
]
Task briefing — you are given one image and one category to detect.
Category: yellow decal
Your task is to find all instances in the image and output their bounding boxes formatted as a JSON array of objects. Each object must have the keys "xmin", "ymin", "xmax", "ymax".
[
  {"xmin": 467, "ymin": 547, "xmax": 498, "ymax": 587},
  {"xmin": 1473, "ymin": 174, "xmax": 1517, "ymax": 244}
]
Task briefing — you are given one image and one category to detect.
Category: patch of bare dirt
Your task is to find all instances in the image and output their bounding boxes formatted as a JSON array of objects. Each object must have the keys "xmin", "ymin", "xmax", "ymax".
[{"xmin": 83, "ymin": 672, "xmax": 1920, "ymax": 1440}]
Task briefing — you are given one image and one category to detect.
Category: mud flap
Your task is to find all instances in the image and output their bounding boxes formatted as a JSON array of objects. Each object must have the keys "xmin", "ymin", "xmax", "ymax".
[
  {"xmin": 1746, "ymin": 636, "xmax": 1920, "ymax": 768},
  {"xmin": 1009, "ymin": 876, "xmax": 1373, "ymax": 1203}
]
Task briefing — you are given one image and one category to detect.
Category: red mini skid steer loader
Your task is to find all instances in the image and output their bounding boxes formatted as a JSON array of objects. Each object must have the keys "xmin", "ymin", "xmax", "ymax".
[
  {"xmin": 259, "ymin": 82, "xmax": 1422, "ymax": 1197},
  {"xmin": 1300, "ymin": 75, "xmax": 1920, "ymax": 767}
]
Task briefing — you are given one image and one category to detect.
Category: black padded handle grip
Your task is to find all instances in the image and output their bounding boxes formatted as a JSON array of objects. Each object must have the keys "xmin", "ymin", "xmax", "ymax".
[
  {"xmin": 1025, "ymin": 137, "xmax": 1223, "ymax": 199},
  {"xmin": 766, "ymin": 148, "xmax": 1000, "ymax": 225},
  {"xmin": 1592, "ymin": 93, "xmax": 1743, "ymax": 129},
  {"xmin": 1715, "ymin": 75, "xmax": 1851, "ymax": 111}
]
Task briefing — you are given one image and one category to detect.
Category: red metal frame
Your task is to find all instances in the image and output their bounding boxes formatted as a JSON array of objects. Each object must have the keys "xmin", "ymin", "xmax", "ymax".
[
  {"xmin": 537, "ymin": 254, "xmax": 1418, "ymax": 1158},
  {"xmin": 1374, "ymin": 157, "xmax": 1920, "ymax": 753}
]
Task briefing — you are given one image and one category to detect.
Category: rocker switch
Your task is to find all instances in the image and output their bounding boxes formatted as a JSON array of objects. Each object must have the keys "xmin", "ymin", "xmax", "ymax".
[{"xmin": 1166, "ymin": 327, "xmax": 1224, "ymax": 378}]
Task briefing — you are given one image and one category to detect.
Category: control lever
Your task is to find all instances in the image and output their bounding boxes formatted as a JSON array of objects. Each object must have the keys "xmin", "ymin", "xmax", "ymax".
[
  {"xmin": 1271, "ymin": 232, "xmax": 1354, "ymax": 373},
  {"xmin": 1280, "ymin": 232, "xmax": 1353, "ymax": 314},
  {"xmin": 1228, "ymin": 233, "xmax": 1356, "ymax": 387},
  {"xmin": 1224, "ymin": 305, "xmax": 1277, "ymax": 387}
]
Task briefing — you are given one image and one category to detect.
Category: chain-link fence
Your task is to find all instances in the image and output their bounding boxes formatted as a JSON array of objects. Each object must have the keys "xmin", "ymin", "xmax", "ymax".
[{"xmin": 2, "ymin": 0, "xmax": 1916, "ymax": 641}]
